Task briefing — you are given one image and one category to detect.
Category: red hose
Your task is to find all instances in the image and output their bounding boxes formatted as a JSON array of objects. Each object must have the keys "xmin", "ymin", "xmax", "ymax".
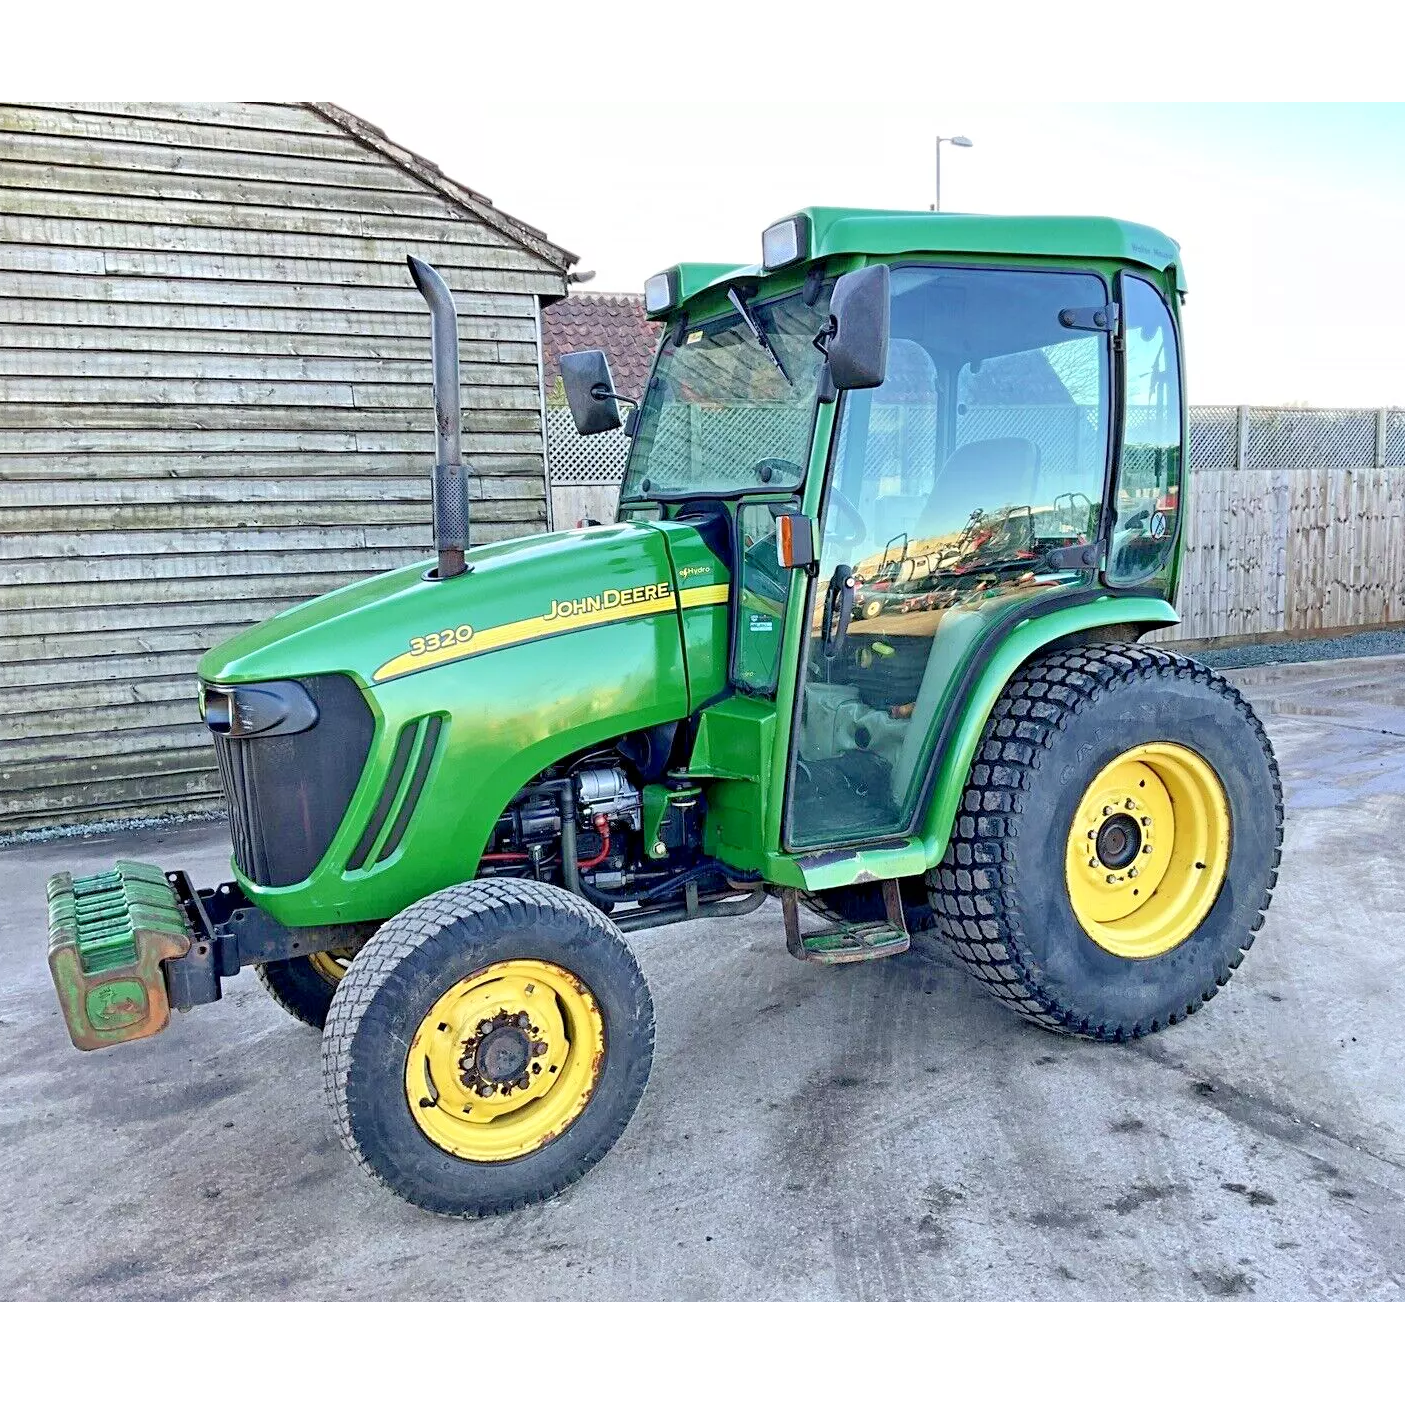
[{"xmin": 578, "ymin": 815, "xmax": 612, "ymax": 871}]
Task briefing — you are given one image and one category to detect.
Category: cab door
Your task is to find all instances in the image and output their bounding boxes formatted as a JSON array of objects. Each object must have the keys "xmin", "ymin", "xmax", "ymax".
[{"xmin": 784, "ymin": 263, "xmax": 1115, "ymax": 850}]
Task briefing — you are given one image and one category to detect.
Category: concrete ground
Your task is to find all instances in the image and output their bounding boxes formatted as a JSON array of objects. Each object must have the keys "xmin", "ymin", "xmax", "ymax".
[{"xmin": 3, "ymin": 655, "xmax": 1404, "ymax": 1301}]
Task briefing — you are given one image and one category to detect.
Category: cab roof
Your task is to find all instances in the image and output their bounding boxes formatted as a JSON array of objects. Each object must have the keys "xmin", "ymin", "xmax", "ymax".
[{"xmin": 657, "ymin": 206, "xmax": 1184, "ymax": 317}]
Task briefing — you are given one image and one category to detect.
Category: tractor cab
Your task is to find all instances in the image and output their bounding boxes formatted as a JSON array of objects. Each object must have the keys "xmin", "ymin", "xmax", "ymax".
[{"xmin": 563, "ymin": 209, "xmax": 1188, "ymax": 876}]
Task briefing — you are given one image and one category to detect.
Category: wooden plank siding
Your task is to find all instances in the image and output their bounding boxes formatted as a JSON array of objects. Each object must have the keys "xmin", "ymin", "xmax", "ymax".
[
  {"xmin": 0, "ymin": 102, "xmax": 572, "ymax": 832},
  {"xmin": 1151, "ymin": 465, "xmax": 1405, "ymax": 645}
]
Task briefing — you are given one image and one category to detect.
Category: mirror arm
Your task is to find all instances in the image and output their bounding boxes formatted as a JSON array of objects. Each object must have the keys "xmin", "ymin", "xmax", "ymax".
[{"xmin": 589, "ymin": 387, "xmax": 639, "ymax": 409}]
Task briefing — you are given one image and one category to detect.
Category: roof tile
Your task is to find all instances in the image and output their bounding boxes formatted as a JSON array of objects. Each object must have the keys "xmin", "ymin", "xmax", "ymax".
[{"xmin": 542, "ymin": 293, "xmax": 658, "ymax": 401}]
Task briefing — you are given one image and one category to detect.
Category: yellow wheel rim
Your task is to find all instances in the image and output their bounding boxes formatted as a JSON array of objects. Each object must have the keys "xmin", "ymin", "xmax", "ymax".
[
  {"xmin": 405, "ymin": 959, "xmax": 605, "ymax": 1163},
  {"xmin": 308, "ymin": 948, "xmax": 353, "ymax": 984},
  {"xmin": 1064, "ymin": 742, "xmax": 1231, "ymax": 959}
]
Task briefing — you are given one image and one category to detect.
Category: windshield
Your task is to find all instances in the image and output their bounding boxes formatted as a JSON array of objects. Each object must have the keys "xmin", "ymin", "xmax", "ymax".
[{"xmin": 619, "ymin": 283, "xmax": 833, "ymax": 501}]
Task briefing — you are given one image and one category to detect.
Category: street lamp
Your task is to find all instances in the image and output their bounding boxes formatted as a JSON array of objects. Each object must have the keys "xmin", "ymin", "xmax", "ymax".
[{"xmin": 932, "ymin": 134, "xmax": 974, "ymax": 212}]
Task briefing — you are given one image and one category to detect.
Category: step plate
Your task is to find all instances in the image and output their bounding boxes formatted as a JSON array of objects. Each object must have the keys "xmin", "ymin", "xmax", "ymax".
[
  {"xmin": 796, "ymin": 924, "xmax": 911, "ymax": 965},
  {"xmin": 47, "ymin": 861, "xmax": 193, "ymax": 1051},
  {"xmin": 783, "ymin": 883, "xmax": 912, "ymax": 965}
]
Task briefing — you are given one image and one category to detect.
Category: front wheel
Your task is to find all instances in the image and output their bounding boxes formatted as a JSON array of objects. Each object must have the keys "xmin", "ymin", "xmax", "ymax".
[
  {"xmin": 323, "ymin": 878, "xmax": 653, "ymax": 1217},
  {"xmin": 928, "ymin": 645, "xmax": 1281, "ymax": 1040},
  {"xmin": 256, "ymin": 948, "xmax": 354, "ymax": 1029}
]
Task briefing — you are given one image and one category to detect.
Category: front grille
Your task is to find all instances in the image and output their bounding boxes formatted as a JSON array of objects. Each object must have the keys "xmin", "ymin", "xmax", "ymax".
[{"xmin": 210, "ymin": 674, "xmax": 375, "ymax": 888}]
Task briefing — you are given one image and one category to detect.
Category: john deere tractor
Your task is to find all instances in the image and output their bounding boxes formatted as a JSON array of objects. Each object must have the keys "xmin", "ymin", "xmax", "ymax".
[{"xmin": 46, "ymin": 210, "xmax": 1281, "ymax": 1217}]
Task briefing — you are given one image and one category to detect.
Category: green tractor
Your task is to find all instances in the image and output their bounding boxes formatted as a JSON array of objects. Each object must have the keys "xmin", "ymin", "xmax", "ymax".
[{"xmin": 46, "ymin": 209, "xmax": 1281, "ymax": 1217}]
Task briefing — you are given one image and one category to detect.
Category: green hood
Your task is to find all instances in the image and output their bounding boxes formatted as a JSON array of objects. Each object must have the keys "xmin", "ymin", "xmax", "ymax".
[
  {"xmin": 197, "ymin": 520, "xmax": 732, "ymax": 925},
  {"xmin": 201, "ymin": 521, "xmax": 703, "ymax": 690}
]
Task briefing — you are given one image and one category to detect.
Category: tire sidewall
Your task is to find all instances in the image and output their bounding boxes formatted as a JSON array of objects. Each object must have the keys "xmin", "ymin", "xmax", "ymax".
[
  {"xmin": 1010, "ymin": 663, "xmax": 1278, "ymax": 1031},
  {"xmin": 257, "ymin": 955, "xmax": 340, "ymax": 1029},
  {"xmin": 333, "ymin": 887, "xmax": 653, "ymax": 1215}
]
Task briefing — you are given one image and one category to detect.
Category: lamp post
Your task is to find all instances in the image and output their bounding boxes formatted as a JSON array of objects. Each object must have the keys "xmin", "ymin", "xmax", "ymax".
[{"xmin": 932, "ymin": 134, "xmax": 974, "ymax": 212}]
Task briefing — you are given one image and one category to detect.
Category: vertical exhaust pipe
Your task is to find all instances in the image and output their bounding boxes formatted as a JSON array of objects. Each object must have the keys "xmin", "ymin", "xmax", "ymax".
[{"xmin": 407, "ymin": 255, "xmax": 471, "ymax": 580}]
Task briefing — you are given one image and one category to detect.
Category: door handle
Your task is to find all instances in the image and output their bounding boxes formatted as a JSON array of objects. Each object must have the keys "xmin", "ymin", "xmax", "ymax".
[{"xmin": 821, "ymin": 564, "xmax": 856, "ymax": 660}]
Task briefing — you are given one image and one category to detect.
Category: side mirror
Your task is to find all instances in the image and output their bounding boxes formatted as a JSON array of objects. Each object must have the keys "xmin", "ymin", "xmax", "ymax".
[
  {"xmin": 825, "ymin": 264, "xmax": 890, "ymax": 391},
  {"xmin": 560, "ymin": 349, "xmax": 623, "ymax": 436},
  {"xmin": 775, "ymin": 513, "xmax": 816, "ymax": 570}
]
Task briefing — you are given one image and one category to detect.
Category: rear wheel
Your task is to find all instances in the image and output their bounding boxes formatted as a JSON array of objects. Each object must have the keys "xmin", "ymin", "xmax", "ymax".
[
  {"xmin": 323, "ymin": 878, "xmax": 653, "ymax": 1217},
  {"xmin": 928, "ymin": 644, "xmax": 1281, "ymax": 1040},
  {"xmin": 255, "ymin": 948, "xmax": 355, "ymax": 1030}
]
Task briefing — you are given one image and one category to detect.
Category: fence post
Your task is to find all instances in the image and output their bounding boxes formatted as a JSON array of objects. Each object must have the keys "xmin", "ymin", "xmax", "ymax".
[
  {"xmin": 1235, "ymin": 405, "xmax": 1250, "ymax": 470},
  {"xmin": 1376, "ymin": 407, "xmax": 1388, "ymax": 469}
]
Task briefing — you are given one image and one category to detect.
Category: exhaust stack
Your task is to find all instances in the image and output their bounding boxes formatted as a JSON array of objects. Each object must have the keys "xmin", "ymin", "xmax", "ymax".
[{"xmin": 407, "ymin": 255, "xmax": 471, "ymax": 580}]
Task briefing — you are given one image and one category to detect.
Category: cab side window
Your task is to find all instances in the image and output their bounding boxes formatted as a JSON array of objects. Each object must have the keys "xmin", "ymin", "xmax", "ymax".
[
  {"xmin": 1110, "ymin": 277, "xmax": 1183, "ymax": 585},
  {"xmin": 733, "ymin": 501, "xmax": 795, "ymax": 693}
]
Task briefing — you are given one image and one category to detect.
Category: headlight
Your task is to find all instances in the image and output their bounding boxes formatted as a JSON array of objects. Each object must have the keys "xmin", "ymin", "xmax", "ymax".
[
  {"xmin": 761, "ymin": 214, "xmax": 808, "ymax": 271},
  {"xmin": 201, "ymin": 680, "xmax": 319, "ymax": 738},
  {"xmin": 643, "ymin": 268, "xmax": 680, "ymax": 316}
]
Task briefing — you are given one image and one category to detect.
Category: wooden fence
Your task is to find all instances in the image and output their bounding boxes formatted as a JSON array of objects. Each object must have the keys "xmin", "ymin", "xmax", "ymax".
[
  {"xmin": 1156, "ymin": 407, "xmax": 1405, "ymax": 643},
  {"xmin": 1158, "ymin": 465, "xmax": 1405, "ymax": 643}
]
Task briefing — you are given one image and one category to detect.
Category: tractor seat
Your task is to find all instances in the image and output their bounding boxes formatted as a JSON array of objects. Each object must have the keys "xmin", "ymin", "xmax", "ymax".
[{"xmin": 916, "ymin": 437, "xmax": 1040, "ymax": 538}]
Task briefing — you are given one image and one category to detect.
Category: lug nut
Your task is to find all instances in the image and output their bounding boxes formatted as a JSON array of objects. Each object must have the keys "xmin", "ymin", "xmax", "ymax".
[
  {"xmin": 1088, "ymin": 857, "xmax": 1100, "ymax": 869},
  {"xmin": 1128, "ymin": 867, "xmax": 1139, "ymax": 879},
  {"xmin": 1103, "ymin": 806, "xmax": 1114, "ymax": 816},
  {"xmin": 531, "ymin": 1041, "xmax": 548, "ymax": 1056},
  {"xmin": 1106, "ymin": 874, "xmax": 1118, "ymax": 884},
  {"xmin": 516, "ymin": 1013, "xmax": 531, "ymax": 1029},
  {"xmin": 478, "ymin": 1021, "xmax": 494, "ymax": 1036},
  {"xmin": 1142, "ymin": 845, "xmax": 1152, "ymax": 855}
]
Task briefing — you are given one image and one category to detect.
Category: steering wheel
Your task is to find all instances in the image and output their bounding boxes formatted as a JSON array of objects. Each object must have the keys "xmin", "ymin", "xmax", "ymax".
[{"xmin": 823, "ymin": 487, "xmax": 867, "ymax": 552}]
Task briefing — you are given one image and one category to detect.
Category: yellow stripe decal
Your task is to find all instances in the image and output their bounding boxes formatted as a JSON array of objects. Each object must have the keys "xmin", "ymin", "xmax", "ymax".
[
  {"xmin": 679, "ymin": 583, "xmax": 730, "ymax": 608},
  {"xmin": 372, "ymin": 580, "xmax": 729, "ymax": 683}
]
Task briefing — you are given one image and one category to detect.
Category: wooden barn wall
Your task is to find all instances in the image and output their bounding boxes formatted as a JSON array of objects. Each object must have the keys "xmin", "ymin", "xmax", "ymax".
[{"xmin": 0, "ymin": 102, "xmax": 565, "ymax": 832}]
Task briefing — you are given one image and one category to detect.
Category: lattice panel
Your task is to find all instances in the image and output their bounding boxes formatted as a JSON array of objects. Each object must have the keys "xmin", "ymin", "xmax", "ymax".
[
  {"xmin": 546, "ymin": 404, "xmax": 1400, "ymax": 484},
  {"xmin": 545, "ymin": 408, "xmax": 629, "ymax": 485},
  {"xmin": 1246, "ymin": 408, "xmax": 1376, "ymax": 470},
  {"xmin": 1385, "ymin": 410, "xmax": 1405, "ymax": 468},
  {"xmin": 1188, "ymin": 407, "xmax": 1237, "ymax": 469}
]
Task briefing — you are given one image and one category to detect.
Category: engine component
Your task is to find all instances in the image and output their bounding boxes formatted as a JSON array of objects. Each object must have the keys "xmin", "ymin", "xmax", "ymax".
[
  {"xmin": 574, "ymin": 767, "xmax": 641, "ymax": 828},
  {"xmin": 514, "ymin": 794, "xmax": 562, "ymax": 844}
]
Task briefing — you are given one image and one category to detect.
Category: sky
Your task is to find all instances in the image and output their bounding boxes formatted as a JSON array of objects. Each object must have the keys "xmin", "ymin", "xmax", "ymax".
[{"xmin": 343, "ymin": 100, "xmax": 1405, "ymax": 408}]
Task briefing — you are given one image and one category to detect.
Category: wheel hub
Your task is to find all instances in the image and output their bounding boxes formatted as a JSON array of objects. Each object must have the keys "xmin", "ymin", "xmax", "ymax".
[
  {"xmin": 458, "ymin": 1010, "xmax": 551, "ymax": 1095},
  {"xmin": 405, "ymin": 960, "xmax": 605, "ymax": 1163},
  {"xmin": 1095, "ymin": 812, "xmax": 1142, "ymax": 870},
  {"xmin": 1064, "ymin": 742, "xmax": 1231, "ymax": 960}
]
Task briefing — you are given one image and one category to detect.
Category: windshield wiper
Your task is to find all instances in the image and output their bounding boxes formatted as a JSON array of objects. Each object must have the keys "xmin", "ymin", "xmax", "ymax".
[{"xmin": 727, "ymin": 287, "xmax": 792, "ymax": 386}]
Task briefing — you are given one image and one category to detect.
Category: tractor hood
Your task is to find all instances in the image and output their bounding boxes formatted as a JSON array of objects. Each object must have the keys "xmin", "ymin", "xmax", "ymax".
[
  {"xmin": 199, "ymin": 519, "xmax": 720, "ymax": 692},
  {"xmin": 196, "ymin": 517, "xmax": 733, "ymax": 924}
]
